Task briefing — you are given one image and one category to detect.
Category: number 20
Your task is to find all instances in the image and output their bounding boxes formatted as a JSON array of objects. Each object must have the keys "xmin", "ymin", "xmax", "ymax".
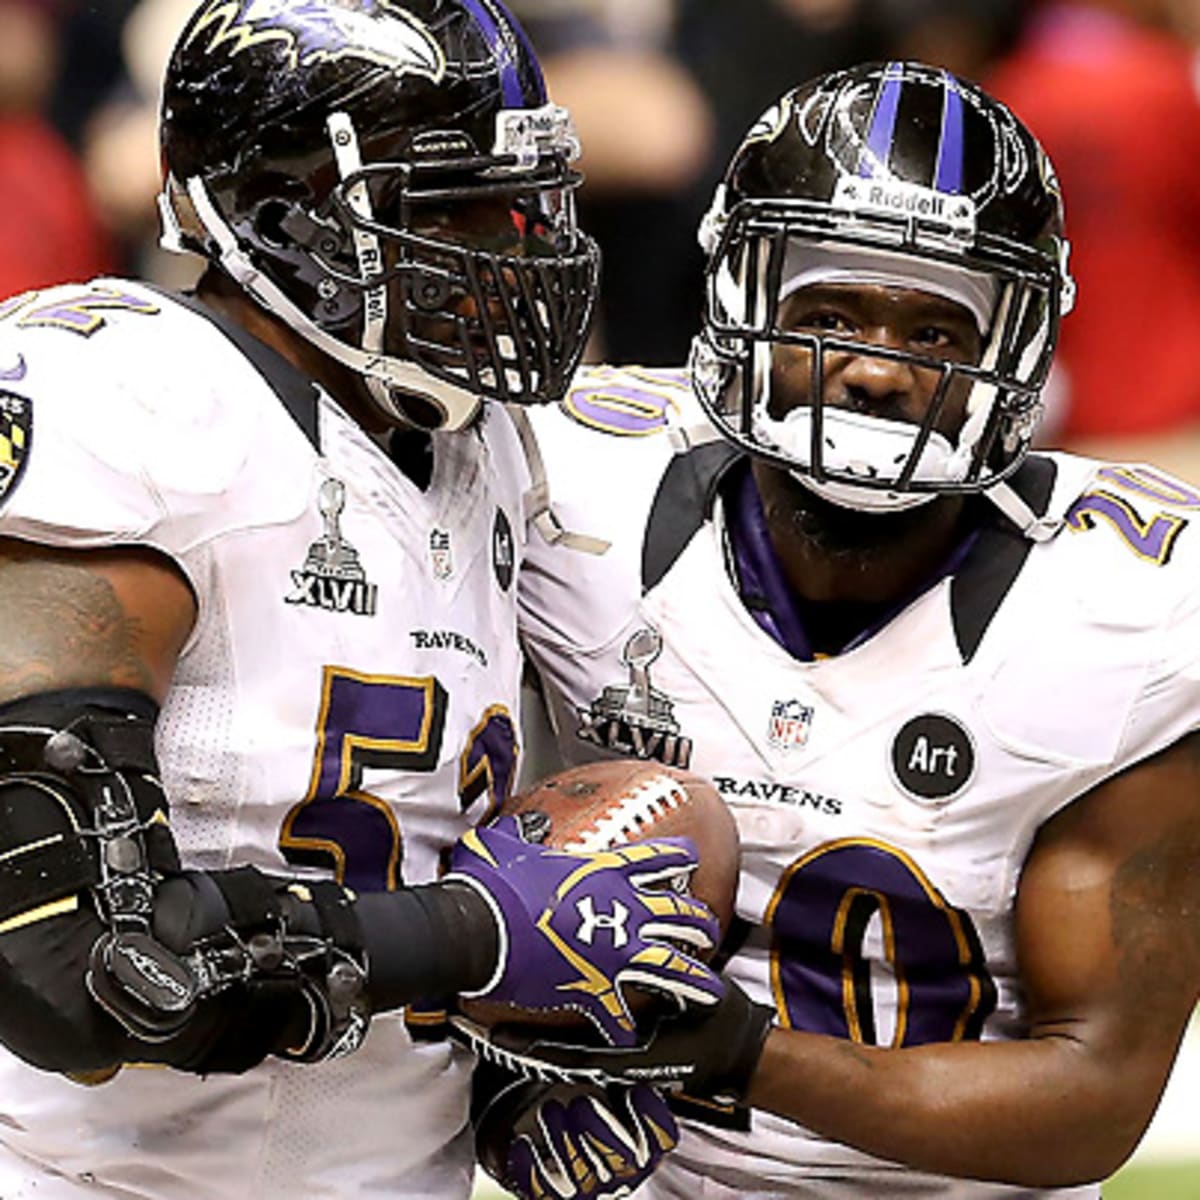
[{"xmin": 1065, "ymin": 466, "xmax": 1199, "ymax": 564}]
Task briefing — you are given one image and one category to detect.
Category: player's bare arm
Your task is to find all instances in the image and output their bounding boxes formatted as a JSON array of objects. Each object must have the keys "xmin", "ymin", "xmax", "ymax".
[
  {"xmin": 0, "ymin": 535, "xmax": 722, "ymax": 1077},
  {"xmin": 0, "ymin": 537, "xmax": 195, "ymax": 703},
  {"xmin": 743, "ymin": 731, "xmax": 1200, "ymax": 1186}
]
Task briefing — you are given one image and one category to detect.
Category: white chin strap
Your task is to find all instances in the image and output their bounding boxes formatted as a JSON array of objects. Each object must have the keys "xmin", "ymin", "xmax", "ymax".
[
  {"xmin": 327, "ymin": 111, "xmax": 395, "ymax": 423},
  {"xmin": 172, "ymin": 121, "xmax": 483, "ymax": 431},
  {"xmin": 754, "ymin": 405, "xmax": 978, "ymax": 512}
]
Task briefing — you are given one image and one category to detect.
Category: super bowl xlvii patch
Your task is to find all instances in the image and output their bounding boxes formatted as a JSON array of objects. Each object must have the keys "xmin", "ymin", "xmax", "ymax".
[
  {"xmin": 286, "ymin": 478, "xmax": 378, "ymax": 616},
  {"xmin": 890, "ymin": 713, "xmax": 976, "ymax": 804},
  {"xmin": 0, "ymin": 391, "xmax": 32, "ymax": 507},
  {"xmin": 576, "ymin": 627, "xmax": 694, "ymax": 768}
]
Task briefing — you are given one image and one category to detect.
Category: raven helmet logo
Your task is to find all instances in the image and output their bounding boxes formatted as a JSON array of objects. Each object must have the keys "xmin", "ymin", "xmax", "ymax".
[{"xmin": 188, "ymin": 0, "xmax": 446, "ymax": 78}]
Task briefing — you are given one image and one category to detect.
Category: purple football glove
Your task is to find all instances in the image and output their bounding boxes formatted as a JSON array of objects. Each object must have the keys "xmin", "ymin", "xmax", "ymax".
[
  {"xmin": 446, "ymin": 815, "xmax": 723, "ymax": 1046},
  {"xmin": 506, "ymin": 1084, "xmax": 678, "ymax": 1200}
]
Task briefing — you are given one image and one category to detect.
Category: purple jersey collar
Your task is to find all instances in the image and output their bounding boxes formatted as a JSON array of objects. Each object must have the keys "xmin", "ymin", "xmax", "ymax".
[{"xmin": 723, "ymin": 465, "xmax": 978, "ymax": 660}]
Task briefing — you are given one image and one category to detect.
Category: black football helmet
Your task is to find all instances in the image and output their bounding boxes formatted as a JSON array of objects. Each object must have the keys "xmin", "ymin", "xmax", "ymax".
[
  {"xmin": 691, "ymin": 61, "xmax": 1075, "ymax": 511},
  {"xmin": 159, "ymin": 0, "xmax": 600, "ymax": 430}
]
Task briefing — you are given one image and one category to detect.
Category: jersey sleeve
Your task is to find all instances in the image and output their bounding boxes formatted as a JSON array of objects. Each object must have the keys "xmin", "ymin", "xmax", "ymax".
[
  {"xmin": 517, "ymin": 365, "xmax": 692, "ymax": 655},
  {"xmin": 0, "ymin": 280, "xmax": 312, "ymax": 567},
  {"xmin": 1118, "ymin": 561, "xmax": 1200, "ymax": 761},
  {"xmin": 1064, "ymin": 460, "xmax": 1200, "ymax": 771},
  {"xmin": 979, "ymin": 456, "xmax": 1200, "ymax": 792}
]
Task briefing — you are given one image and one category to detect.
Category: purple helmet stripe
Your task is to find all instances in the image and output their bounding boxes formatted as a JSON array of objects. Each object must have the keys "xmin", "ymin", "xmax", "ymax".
[
  {"xmin": 489, "ymin": 0, "xmax": 546, "ymax": 102},
  {"xmin": 858, "ymin": 61, "xmax": 904, "ymax": 178},
  {"xmin": 457, "ymin": 0, "xmax": 544, "ymax": 107},
  {"xmin": 934, "ymin": 71, "xmax": 965, "ymax": 193}
]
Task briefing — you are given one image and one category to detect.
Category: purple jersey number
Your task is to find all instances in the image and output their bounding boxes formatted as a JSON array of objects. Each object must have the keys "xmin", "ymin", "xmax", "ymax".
[
  {"xmin": 766, "ymin": 839, "xmax": 996, "ymax": 1046},
  {"xmin": 280, "ymin": 666, "xmax": 517, "ymax": 892},
  {"xmin": 1065, "ymin": 465, "xmax": 1199, "ymax": 565},
  {"xmin": 459, "ymin": 703, "xmax": 521, "ymax": 824}
]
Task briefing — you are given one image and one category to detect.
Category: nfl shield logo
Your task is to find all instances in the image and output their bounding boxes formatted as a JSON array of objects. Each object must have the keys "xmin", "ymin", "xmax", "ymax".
[
  {"xmin": 767, "ymin": 699, "xmax": 814, "ymax": 751},
  {"xmin": 430, "ymin": 529, "xmax": 453, "ymax": 581}
]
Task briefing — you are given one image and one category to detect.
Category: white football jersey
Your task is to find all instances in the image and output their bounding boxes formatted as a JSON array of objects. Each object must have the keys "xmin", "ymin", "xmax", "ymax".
[
  {"xmin": 518, "ymin": 366, "xmax": 1200, "ymax": 1200},
  {"xmin": 0, "ymin": 280, "xmax": 531, "ymax": 1198}
]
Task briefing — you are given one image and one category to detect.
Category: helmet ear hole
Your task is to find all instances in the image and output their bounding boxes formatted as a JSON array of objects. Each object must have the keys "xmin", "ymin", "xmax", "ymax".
[{"xmin": 253, "ymin": 200, "xmax": 293, "ymax": 249}]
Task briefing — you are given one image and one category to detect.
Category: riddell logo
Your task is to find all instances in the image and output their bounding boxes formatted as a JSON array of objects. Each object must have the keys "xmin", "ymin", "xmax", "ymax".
[
  {"xmin": 868, "ymin": 183, "xmax": 947, "ymax": 216},
  {"xmin": 833, "ymin": 177, "xmax": 976, "ymax": 232}
]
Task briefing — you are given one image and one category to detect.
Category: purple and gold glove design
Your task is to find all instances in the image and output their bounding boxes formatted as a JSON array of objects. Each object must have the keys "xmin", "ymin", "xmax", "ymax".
[
  {"xmin": 447, "ymin": 816, "xmax": 723, "ymax": 1046},
  {"xmin": 507, "ymin": 1084, "xmax": 678, "ymax": 1200}
]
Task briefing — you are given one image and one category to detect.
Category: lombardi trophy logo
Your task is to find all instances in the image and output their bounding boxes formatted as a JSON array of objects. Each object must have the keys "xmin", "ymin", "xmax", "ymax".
[
  {"xmin": 286, "ymin": 478, "xmax": 379, "ymax": 616},
  {"xmin": 575, "ymin": 628, "xmax": 694, "ymax": 768}
]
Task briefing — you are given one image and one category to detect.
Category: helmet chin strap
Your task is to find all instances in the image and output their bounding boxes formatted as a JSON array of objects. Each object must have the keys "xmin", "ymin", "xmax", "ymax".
[
  {"xmin": 794, "ymin": 471, "xmax": 937, "ymax": 513},
  {"xmin": 180, "ymin": 174, "xmax": 483, "ymax": 431},
  {"xmin": 758, "ymin": 407, "xmax": 947, "ymax": 513},
  {"xmin": 792, "ymin": 445, "xmax": 1063, "ymax": 542},
  {"xmin": 326, "ymin": 112, "xmax": 394, "ymax": 423},
  {"xmin": 984, "ymin": 480, "xmax": 1063, "ymax": 542}
]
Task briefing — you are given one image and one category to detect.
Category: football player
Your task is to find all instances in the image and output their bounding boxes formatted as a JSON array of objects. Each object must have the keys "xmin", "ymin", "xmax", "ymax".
[
  {"xmin": 479, "ymin": 61, "xmax": 1200, "ymax": 1199},
  {"xmin": 0, "ymin": 1, "xmax": 724, "ymax": 1196}
]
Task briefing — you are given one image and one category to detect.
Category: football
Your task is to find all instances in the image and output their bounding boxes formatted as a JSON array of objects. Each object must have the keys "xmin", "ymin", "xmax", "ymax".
[{"xmin": 462, "ymin": 759, "xmax": 740, "ymax": 1030}]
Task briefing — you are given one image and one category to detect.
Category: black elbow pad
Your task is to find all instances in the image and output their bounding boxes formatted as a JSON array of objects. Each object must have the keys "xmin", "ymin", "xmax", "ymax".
[{"xmin": 0, "ymin": 687, "xmax": 171, "ymax": 1072}]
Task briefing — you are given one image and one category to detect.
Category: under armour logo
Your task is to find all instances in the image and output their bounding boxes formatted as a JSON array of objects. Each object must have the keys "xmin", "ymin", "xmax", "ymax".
[{"xmin": 575, "ymin": 896, "xmax": 630, "ymax": 948}]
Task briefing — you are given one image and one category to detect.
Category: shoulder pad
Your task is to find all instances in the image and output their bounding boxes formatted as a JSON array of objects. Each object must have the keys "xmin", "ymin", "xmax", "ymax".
[{"xmin": 0, "ymin": 281, "xmax": 314, "ymax": 554}]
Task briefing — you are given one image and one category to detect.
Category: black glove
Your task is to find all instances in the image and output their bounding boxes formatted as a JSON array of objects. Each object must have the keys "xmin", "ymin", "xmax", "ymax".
[
  {"xmin": 0, "ymin": 866, "xmax": 341, "ymax": 1076},
  {"xmin": 454, "ymin": 977, "xmax": 774, "ymax": 1107}
]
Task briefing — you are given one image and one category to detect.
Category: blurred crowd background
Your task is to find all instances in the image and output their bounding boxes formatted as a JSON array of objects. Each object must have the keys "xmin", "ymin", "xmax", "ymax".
[{"xmin": 6, "ymin": 0, "xmax": 1200, "ymax": 477}]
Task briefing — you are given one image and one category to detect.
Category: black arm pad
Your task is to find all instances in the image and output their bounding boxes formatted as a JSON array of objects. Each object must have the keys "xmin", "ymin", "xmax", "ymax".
[
  {"xmin": 356, "ymin": 880, "xmax": 498, "ymax": 1009},
  {"xmin": 0, "ymin": 688, "xmax": 502, "ymax": 1077},
  {"xmin": 0, "ymin": 689, "xmax": 177, "ymax": 1072},
  {"xmin": 138, "ymin": 872, "xmax": 499, "ymax": 1073},
  {"xmin": 0, "ymin": 871, "xmax": 131, "ymax": 1073},
  {"xmin": 0, "ymin": 690, "xmax": 300, "ymax": 1075},
  {"xmin": 0, "ymin": 688, "xmax": 174, "ymax": 926}
]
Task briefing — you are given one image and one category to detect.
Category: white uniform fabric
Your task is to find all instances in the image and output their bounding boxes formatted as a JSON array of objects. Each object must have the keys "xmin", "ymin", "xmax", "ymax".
[
  {"xmin": 0, "ymin": 280, "xmax": 531, "ymax": 1198},
  {"xmin": 517, "ymin": 365, "xmax": 1200, "ymax": 1200}
]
